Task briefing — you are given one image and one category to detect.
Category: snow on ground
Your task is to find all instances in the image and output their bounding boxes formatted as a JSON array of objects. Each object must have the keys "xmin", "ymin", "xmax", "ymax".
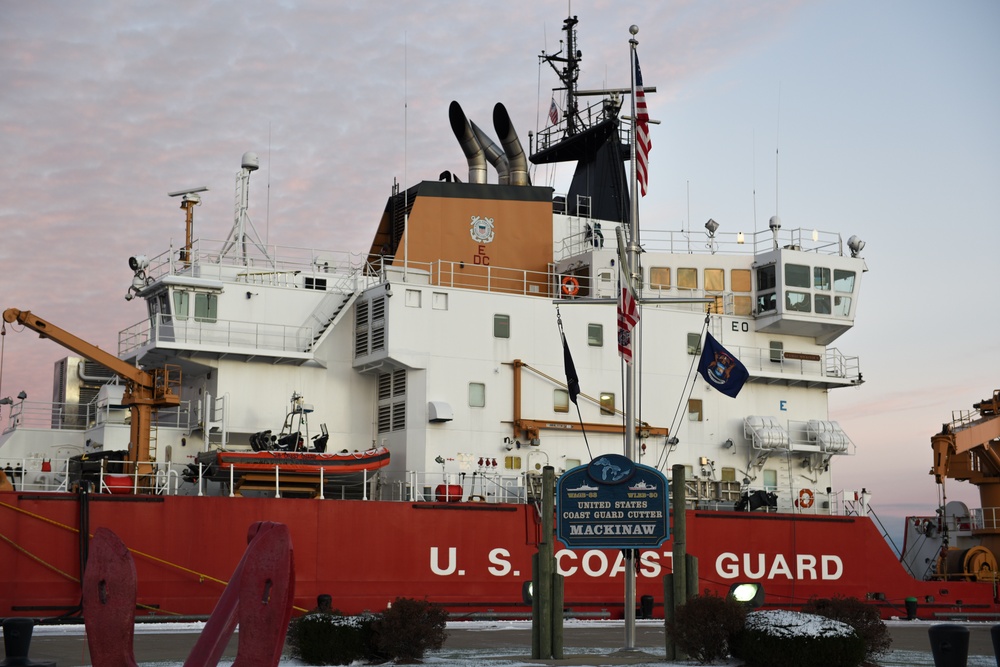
[{"xmin": 24, "ymin": 619, "xmax": 999, "ymax": 666}]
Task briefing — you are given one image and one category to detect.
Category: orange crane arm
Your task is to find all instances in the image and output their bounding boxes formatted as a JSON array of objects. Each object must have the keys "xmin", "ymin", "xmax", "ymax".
[
  {"xmin": 3, "ymin": 307, "xmax": 180, "ymax": 477},
  {"xmin": 4, "ymin": 308, "xmax": 153, "ymax": 388},
  {"xmin": 931, "ymin": 390, "xmax": 1000, "ymax": 484}
]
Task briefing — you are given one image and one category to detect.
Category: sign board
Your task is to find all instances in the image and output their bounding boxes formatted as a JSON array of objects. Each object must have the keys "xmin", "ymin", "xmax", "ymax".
[{"xmin": 556, "ymin": 454, "xmax": 669, "ymax": 549}]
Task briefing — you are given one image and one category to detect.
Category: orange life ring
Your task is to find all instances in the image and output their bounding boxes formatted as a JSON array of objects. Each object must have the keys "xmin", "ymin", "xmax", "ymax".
[
  {"xmin": 561, "ymin": 276, "xmax": 580, "ymax": 296},
  {"xmin": 799, "ymin": 488, "xmax": 814, "ymax": 509}
]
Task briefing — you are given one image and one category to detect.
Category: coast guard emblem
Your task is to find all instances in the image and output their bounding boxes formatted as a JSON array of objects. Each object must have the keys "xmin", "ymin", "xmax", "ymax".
[{"xmin": 470, "ymin": 216, "xmax": 495, "ymax": 244}]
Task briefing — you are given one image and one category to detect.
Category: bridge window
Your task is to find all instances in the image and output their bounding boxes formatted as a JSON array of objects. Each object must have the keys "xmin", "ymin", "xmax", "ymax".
[
  {"xmin": 785, "ymin": 263, "xmax": 810, "ymax": 288},
  {"xmin": 786, "ymin": 291, "xmax": 811, "ymax": 313},
  {"xmin": 834, "ymin": 295, "xmax": 852, "ymax": 317},
  {"xmin": 814, "ymin": 267, "xmax": 831, "ymax": 291},
  {"xmin": 194, "ymin": 293, "xmax": 218, "ymax": 322},
  {"xmin": 172, "ymin": 291, "xmax": 189, "ymax": 320},
  {"xmin": 834, "ymin": 270, "xmax": 856, "ymax": 293}
]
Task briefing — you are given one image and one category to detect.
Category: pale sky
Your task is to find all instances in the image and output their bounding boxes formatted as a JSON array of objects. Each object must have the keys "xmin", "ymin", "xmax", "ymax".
[{"xmin": 1, "ymin": 1, "xmax": 998, "ymax": 530}]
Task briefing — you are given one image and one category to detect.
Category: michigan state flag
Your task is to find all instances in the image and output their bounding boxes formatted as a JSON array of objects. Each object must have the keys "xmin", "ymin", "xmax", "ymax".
[{"xmin": 698, "ymin": 332, "xmax": 749, "ymax": 398}]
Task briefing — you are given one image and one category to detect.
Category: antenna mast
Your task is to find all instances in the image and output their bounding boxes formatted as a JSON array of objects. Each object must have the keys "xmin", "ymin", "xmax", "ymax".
[{"xmin": 221, "ymin": 151, "xmax": 271, "ymax": 265}]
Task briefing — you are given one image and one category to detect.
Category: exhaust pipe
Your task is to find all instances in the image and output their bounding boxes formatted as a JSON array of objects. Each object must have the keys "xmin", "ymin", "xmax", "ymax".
[
  {"xmin": 449, "ymin": 101, "xmax": 487, "ymax": 184},
  {"xmin": 493, "ymin": 103, "xmax": 530, "ymax": 186},
  {"xmin": 471, "ymin": 121, "xmax": 511, "ymax": 185}
]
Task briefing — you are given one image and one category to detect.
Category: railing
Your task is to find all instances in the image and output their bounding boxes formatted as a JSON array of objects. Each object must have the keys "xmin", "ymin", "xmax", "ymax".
[
  {"xmin": 120, "ymin": 314, "xmax": 315, "ymax": 358},
  {"xmin": 1, "ymin": 454, "xmax": 869, "ymax": 518},
  {"xmin": 140, "ymin": 238, "xmax": 376, "ymax": 286},
  {"xmin": 1, "ymin": 399, "xmax": 193, "ymax": 434}
]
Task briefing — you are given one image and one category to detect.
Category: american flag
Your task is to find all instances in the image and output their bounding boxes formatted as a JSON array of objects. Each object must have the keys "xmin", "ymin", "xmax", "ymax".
[
  {"xmin": 548, "ymin": 98, "xmax": 559, "ymax": 126},
  {"xmin": 634, "ymin": 53, "xmax": 651, "ymax": 197},
  {"xmin": 617, "ymin": 286, "xmax": 639, "ymax": 364}
]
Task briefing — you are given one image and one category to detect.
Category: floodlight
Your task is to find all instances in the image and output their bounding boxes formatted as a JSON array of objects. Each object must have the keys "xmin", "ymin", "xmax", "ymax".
[
  {"xmin": 728, "ymin": 582, "xmax": 765, "ymax": 608},
  {"xmin": 129, "ymin": 255, "xmax": 149, "ymax": 271},
  {"xmin": 704, "ymin": 218, "xmax": 719, "ymax": 236},
  {"xmin": 0, "ymin": 397, "xmax": 12, "ymax": 406},
  {"xmin": 17, "ymin": 391, "xmax": 27, "ymax": 401},
  {"xmin": 847, "ymin": 235, "xmax": 866, "ymax": 257}
]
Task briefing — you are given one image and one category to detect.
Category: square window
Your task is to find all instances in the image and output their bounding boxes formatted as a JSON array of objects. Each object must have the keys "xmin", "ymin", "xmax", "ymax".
[
  {"xmin": 554, "ymin": 389, "xmax": 569, "ymax": 413},
  {"xmin": 688, "ymin": 399, "xmax": 702, "ymax": 422},
  {"xmin": 763, "ymin": 469, "xmax": 777, "ymax": 489},
  {"xmin": 173, "ymin": 291, "xmax": 189, "ymax": 321},
  {"xmin": 677, "ymin": 268, "xmax": 698, "ymax": 290},
  {"xmin": 469, "ymin": 383, "xmax": 485, "ymax": 408},
  {"xmin": 687, "ymin": 333, "xmax": 702, "ymax": 356},
  {"xmin": 834, "ymin": 296, "xmax": 852, "ymax": 317},
  {"xmin": 705, "ymin": 268, "xmax": 724, "ymax": 292},
  {"xmin": 834, "ymin": 270, "xmax": 856, "ymax": 293},
  {"xmin": 731, "ymin": 269, "xmax": 751, "ymax": 292},
  {"xmin": 814, "ymin": 267, "xmax": 831, "ymax": 291},
  {"xmin": 756, "ymin": 292, "xmax": 777, "ymax": 314},
  {"xmin": 650, "ymin": 267, "xmax": 671, "ymax": 289},
  {"xmin": 756, "ymin": 265, "xmax": 776, "ymax": 291},
  {"xmin": 784, "ymin": 264, "xmax": 810, "ymax": 287},
  {"xmin": 600, "ymin": 392, "xmax": 615, "ymax": 415},
  {"xmin": 815, "ymin": 294, "xmax": 831, "ymax": 314},
  {"xmin": 194, "ymin": 293, "xmax": 218, "ymax": 322},
  {"xmin": 494, "ymin": 314, "xmax": 510, "ymax": 338},
  {"xmin": 733, "ymin": 295, "xmax": 753, "ymax": 317},
  {"xmin": 588, "ymin": 323, "xmax": 603, "ymax": 346},
  {"xmin": 786, "ymin": 291, "xmax": 811, "ymax": 312},
  {"xmin": 721, "ymin": 467, "xmax": 737, "ymax": 482}
]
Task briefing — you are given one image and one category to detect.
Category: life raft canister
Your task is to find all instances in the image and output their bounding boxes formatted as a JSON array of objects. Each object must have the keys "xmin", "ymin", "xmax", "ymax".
[
  {"xmin": 561, "ymin": 276, "xmax": 580, "ymax": 296},
  {"xmin": 798, "ymin": 488, "xmax": 815, "ymax": 509}
]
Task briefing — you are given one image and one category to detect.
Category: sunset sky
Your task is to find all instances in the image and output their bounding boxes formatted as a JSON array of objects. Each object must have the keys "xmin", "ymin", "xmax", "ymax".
[{"xmin": 1, "ymin": 1, "xmax": 998, "ymax": 529}]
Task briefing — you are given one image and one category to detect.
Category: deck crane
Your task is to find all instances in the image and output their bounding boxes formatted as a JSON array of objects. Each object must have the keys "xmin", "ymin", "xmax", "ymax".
[
  {"xmin": 2, "ymin": 308, "xmax": 181, "ymax": 478},
  {"xmin": 930, "ymin": 390, "xmax": 1000, "ymax": 579}
]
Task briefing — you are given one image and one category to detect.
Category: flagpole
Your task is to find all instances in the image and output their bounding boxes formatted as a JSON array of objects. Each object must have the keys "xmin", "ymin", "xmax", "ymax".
[{"xmin": 623, "ymin": 24, "xmax": 641, "ymax": 652}]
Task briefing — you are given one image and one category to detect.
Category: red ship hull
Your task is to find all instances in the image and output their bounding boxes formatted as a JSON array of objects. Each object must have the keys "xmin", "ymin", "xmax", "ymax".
[{"xmin": 1, "ymin": 491, "xmax": 996, "ymax": 620}]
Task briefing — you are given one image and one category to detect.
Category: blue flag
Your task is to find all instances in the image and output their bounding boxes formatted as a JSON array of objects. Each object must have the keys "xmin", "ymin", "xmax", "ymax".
[{"xmin": 698, "ymin": 333, "xmax": 749, "ymax": 398}]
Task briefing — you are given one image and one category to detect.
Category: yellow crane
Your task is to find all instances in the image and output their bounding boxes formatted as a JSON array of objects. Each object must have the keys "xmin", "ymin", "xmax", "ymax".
[{"xmin": 3, "ymin": 308, "xmax": 181, "ymax": 478}]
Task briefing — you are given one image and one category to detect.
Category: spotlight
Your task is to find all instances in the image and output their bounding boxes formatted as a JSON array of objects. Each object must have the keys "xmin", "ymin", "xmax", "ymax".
[
  {"xmin": 768, "ymin": 216, "xmax": 781, "ymax": 232},
  {"xmin": 847, "ymin": 235, "xmax": 866, "ymax": 257},
  {"xmin": 129, "ymin": 255, "xmax": 149, "ymax": 271},
  {"xmin": 17, "ymin": 391, "xmax": 27, "ymax": 401},
  {"xmin": 728, "ymin": 582, "xmax": 765, "ymax": 608},
  {"xmin": 0, "ymin": 397, "xmax": 12, "ymax": 406}
]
